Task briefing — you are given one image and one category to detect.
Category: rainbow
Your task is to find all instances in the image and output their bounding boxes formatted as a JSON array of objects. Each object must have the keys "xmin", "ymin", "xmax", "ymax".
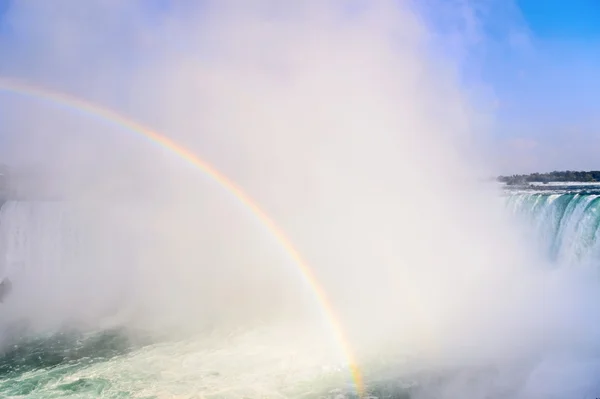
[{"xmin": 0, "ymin": 77, "xmax": 365, "ymax": 397}]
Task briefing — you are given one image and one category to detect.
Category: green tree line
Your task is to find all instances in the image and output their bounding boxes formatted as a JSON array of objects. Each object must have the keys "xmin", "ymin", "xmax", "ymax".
[{"xmin": 498, "ymin": 170, "xmax": 600, "ymax": 185}]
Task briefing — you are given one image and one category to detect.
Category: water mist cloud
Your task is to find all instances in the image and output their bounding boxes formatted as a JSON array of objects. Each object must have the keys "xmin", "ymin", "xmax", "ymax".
[{"xmin": 0, "ymin": 1, "xmax": 599, "ymax": 398}]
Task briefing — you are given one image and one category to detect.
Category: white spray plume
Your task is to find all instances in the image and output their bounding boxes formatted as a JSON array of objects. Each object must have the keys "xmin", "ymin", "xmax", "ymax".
[{"xmin": 0, "ymin": 1, "xmax": 599, "ymax": 397}]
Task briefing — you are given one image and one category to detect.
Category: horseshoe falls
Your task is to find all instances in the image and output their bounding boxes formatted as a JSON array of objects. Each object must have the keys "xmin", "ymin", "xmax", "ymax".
[
  {"xmin": 506, "ymin": 191, "xmax": 600, "ymax": 268},
  {"xmin": 0, "ymin": 199, "xmax": 351, "ymax": 399},
  {"xmin": 0, "ymin": 186, "xmax": 598, "ymax": 399}
]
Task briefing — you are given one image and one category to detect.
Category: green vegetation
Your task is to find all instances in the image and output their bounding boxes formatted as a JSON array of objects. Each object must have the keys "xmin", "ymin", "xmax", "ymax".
[{"xmin": 498, "ymin": 170, "xmax": 600, "ymax": 185}]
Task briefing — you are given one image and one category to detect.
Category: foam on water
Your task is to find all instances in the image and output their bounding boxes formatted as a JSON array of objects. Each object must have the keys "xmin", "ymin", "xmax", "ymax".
[
  {"xmin": 0, "ymin": 325, "xmax": 352, "ymax": 399},
  {"xmin": 0, "ymin": 200, "xmax": 353, "ymax": 398}
]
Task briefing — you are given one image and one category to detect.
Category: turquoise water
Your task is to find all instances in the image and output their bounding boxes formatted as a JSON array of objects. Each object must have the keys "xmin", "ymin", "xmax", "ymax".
[
  {"xmin": 0, "ymin": 326, "xmax": 361, "ymax": 398},
  {"xmin": 0, "ymin": 330, "xmax": 133, "ymax": 398},
  {"xmin": 506, "ymin": 192, "xmax": 600, "ymax": 266}
]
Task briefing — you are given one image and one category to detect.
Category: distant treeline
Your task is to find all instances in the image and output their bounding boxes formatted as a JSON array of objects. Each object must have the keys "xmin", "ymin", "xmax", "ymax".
[{"xmin": 498, "ymin": 170, "xmax": 600, "ymax": 185}]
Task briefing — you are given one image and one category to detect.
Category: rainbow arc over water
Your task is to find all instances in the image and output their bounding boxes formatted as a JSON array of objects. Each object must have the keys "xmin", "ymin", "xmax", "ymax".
[{"xmin": 0, "ymin": 77, "xmax": 365, "ymax": 397}]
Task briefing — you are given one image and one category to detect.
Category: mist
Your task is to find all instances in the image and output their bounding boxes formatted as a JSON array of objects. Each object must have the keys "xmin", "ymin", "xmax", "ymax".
[{"xmin": 0, "ymin": 0, "xmax": 599, "ymax": 398}]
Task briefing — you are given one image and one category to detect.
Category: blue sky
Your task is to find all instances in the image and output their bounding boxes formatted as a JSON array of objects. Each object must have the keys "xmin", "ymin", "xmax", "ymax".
[
  {"xmin": 481, "ymin": 0, "xmax": 600, "ymax": 173},
  {"xmin": 0, "ymin": 1, "xmax": 599, "ymax": 174},
  {"xmin": 519, "ymin": 0, "xmax": 600, "ymax": 40}
]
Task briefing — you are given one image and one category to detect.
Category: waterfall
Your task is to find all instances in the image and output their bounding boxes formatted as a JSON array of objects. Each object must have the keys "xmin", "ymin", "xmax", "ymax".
[
  {"xmin": 507, "ymin": 193, "xmax": 600, "ymax": 268},
  {"xmin": 0, "ymin": 201, "xmax": 135, "ymax": 331}
]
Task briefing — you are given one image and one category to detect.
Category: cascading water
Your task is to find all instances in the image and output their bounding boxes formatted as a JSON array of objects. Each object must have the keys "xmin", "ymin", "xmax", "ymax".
[
  {"xmin": 0, "ymin": 189, "xmax": 599, "ymax": 398},
  {"xmin": 506, "ymin": 191, "xmax": 600, "ymax": 268},
  {"xmin": 0, "ymin": 201, "xmax": 96, "ymax": 281},
  {"xmin": 0, "ymin": 200, "xmax": 353, "ymax": 398},
  {"xmin": 0, "ymin": 201, "xmax": 136, "ymax": 330}
]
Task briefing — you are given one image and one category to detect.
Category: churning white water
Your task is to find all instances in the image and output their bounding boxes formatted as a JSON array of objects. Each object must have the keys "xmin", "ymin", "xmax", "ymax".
[{"xmin": 0, "ymin": 201, "xmax": 352, "ymax": 398}]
